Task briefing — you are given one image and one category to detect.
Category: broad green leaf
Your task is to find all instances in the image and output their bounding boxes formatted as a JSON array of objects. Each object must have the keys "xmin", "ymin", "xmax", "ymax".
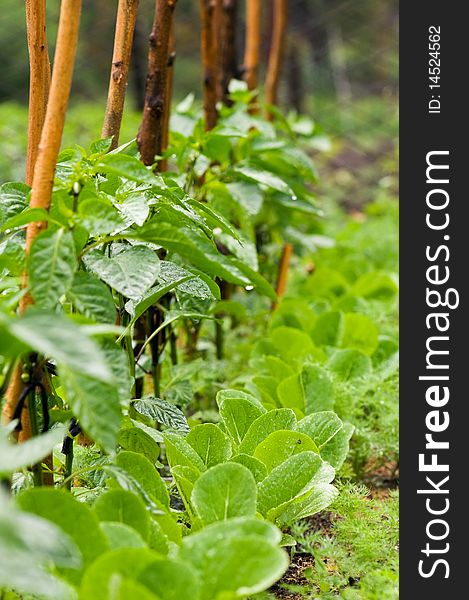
[
  {"xmin": 132, "ymin": 396, "xmax": 189, "ymax": 433},
  {"xmin": 187, "ymin": 423, "xmax": 232, "ymax": 468},
  {"xmin": 163, "ymin": 431, "xmax": 206, "ymax": 472},
  {"xmin": 277, "ymin": 364, "xmax": 335, "ymax": 414},
  {"xmin": 84, "ymin": 245, "xmax": 160, "ymax": 300},
  {"xmin": 137, "ymin": 558, "xmax": 201, "ymax": 600},
  {"xmin": 148, "ymin": 519, "xmax": 170, "ymax": 555},
  {"xmin": 97, "ymin": 153, "xmax": 160, "ymax": 183},
  {"xmin": 239, "ymin": 408, "xmax": 297, "ymax": 455},
  {"xmin": 191, "ymin": 463, "xmax": 257, "ymax": 525},
  {"xmin": 0, "ymin": 206, "xmax": 50, "ymax": 232},
  {"xmin": 78, "ymin": 197, "xmax": 125, "ymax": 235},
  {"xmin": 232, "ymin": 165, "xmax": 294, "ymax": 196},
  {"xmin": 298, "ymin": 413, "xmax": 354, "ymax": 470},
  {"xmin": 68, "ymin": 271, "xmax": 116, "ymax": 323},
  {"xmin": 276, "ymin": 483, "xmax": 339, "ymax": 527},
  {"xmin": 117, "ymin": 427, "xmax": 160, "ymax": 463},
  {"xmin": 117, "ymin": 192, "xmax": 150, "ymax": 227},
  {"xmin": 135, "ymin": 221, "xmax": 249, "ymax": 286},
  {"xmin": 171, "ymin": 465, "xmax": 199, "ymax": 520},
  {"xmin": 80, "ymin": 548, "xmax": 161, "ymax": 600},
  {"xmin": 311, "ymin": 310, "xmax": 344, "ymax": 347},
  {"xmin": 0, "ymin": 182, "xmax": 29, "ymax": 226},
  {"xmin": 270, "ymin": 326, "xmax": 318, "ymax": 365},
  {"xmin": 6, "ymin": 311, "xmax": 112, "ymax": 382},
  {"xmin": 230, "ymin": 454, "xmax": 268, "ymax": 483},
  {"xmin": 179, "ymin": 520, "xmax": 288, "ymax": 600},
  {"xmin": 341, "ymin": 313, "xmax": 379, "ymax": 356},
  {"xmin": 0, "ymin": 494, "xmax": 79, "ymax": 599},
  {"xmin": 16, "ymin": 488, "xmax": 108, "ymax": 581},
  {"xmin": 327, "ymin": 349, "xmax": 372, "ymax": 381},
  {"xmin": 0, "ymin": 425, "xmax": 65, "ymax": 475},
  {"xmin": 29, "ymin": 228, "xmax": 77, "ymax": 309},
  {"xmin": 257, "ymin": 451, "xmax": 325, "ymax": 517},
  {"xmin": 60, "ymin": 367, "xmax": 121, "ymax": 452},
  {"xmin": 351, "ymin": 271, "xmax": 398, "ymax": 299},
  {"xmin": 109, "ymin": 576, "xmax": 160, "ymax": 600},
  {"xmin": 93, "ymin": 489, "xmax": 150, "ymax": 541},
  {"xmin": 216, "ymin": 389, "xmax": 266, "ymax": 413},
  {"xmin": 100, "ymin": 522, "xmax": 147, "ymax": 549},
  {"xmin": 100, "ymin": 339, "xmax": 133, "ymax": 403},
  {"xmin": 115, "ymin": 451, "xmax": 169, "ymax": 509},
  {"xmin": 253, "ymin": 430, "xmax": 319, "ymax": 472},
  {"xmin": 219, "ymin": 398, "xmax": 264, "ymax": 446},
  {"xmin": 225, "ymin": 181, "xmax": 263, "ymax": 216}
]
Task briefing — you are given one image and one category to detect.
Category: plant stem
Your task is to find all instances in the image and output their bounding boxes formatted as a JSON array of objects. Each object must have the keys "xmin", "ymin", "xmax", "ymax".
[
  {"xmin": 102, "ymin": 0, "xmax": 140, "ymax": 149},
  {"xmin": 272, "ymin": 241, "xmax": 293, "ymax": 310},
  {"xmin": 265, "ymin": 0, "xmax": 287, "ymax": 115},
  {"xmin": 244, "ymin": 0, "xmax": 261, "ymax": 91},
  {"xmin": 159, "ymin": 24, "xmax": 176, "ymax": 172},
  {"xmin": 137, "ymin": 0, "xmax": 178, "ymax": 167}
]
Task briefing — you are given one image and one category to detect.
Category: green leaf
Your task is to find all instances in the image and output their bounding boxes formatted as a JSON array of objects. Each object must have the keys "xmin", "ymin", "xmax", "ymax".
[
  {"xmin": 117, "ymin": 427, "xmax": 160, "ymax": 463},
  {"xmin": 253, "ymin": 430, "xmax": 319, "ymax": 472},
  {"xmin": 6, "ymin": 311, "xmax": 112, "ymax": 382},
  {"xmin": 16, "ymin": 488, "xmax": 108, "ymax": 581},
  {"xmin": 179, "ymin": 518, "xmax": 288, "ymax": 600},
  {"xmin": 276, "ymin": 483, "xmax": 339, "ymax": 527},
  {"xmin": 0, "ymin": 425, "xmax": 65, "ymax": 475},
  {"xmin": 341, "ymin": 313, "xmax": 379, "ymax": 356},
  {"xmin": 29, "ymin": 228, "xmax": 77, "ymax": 309},
  {"xmin": 270, "ymin": 326, "xmax": 318, "ymax": 365},
  {"xmin": 238, "ymin": 408, "xmax": 297, "ymax": 455},
  {"xmin": 80, "ymin": 548, "xmax": 162, "ymax": 600},
  {"xmin": 137, "ymin": 558, "xmax": 201, "ymax": 600},
  {"xmin": 225, "ymin": 181, "xmax": 263, "ymax": 216},
  {"xmin": 0, "ymin": 207, "xmax": 51, "ymax": 232},
  {"xmin": 68, "ymin": 271, "xmax": 116, "ymax": 323},
  {"xmin": 232, "ymin": 165, "xmax": 294, "ymax": 196},
  {"xmin": 230, "ymin": 454, "xmax": 268, "ymax": 483},
  {"xmin": 186, "ymin": 423, "xmax": 232, "ymax": 468},
  {"xmin": 216, "ymin": 388, "xmax": 266, "ymax": 412},
  {"xmin": 192, "ymin": 463, "xmax": 257, "ymax": 525},
  {"xmin": 60, "ymin": 367, "xmax": 121, "ymax": 452},
  {"xmin": 93, "ymin": 489, "xmax": 150, "ymax": 540},
  {"xmin": 277, "ymin": 364, "xmax": 335, "ymax": 414},
  {"xmin": 171, "ymin": 465, "xmax": 199, "ymax": 519},
  {"xmin": 78, "ymin": 197, "xmax": 125, "ymax": 235},
  {"xmin": 163, "ymin": 431, "xmax": 206, "ymax": 472},
  {"xmin": 132, "ymin": 396, "xmax": 189, "ymax": 433},
  {"xmin": 0, "ymin": 182, "xmax": 29, "ymax": 226},
  {"xmin": 311, "ymin": 310, "xmax": 344, "ymax": 347},
  {"xmin": 109, "ymin": 576, "xmax": 161, "ymax": 600},
  {"xmin": 351, "ymin": 271, "xmax": 398, "ymax": 299},
  {"xmin": 115, "ymin": 451, "xmax": 169, "ymax": 509},
  {"xmin": 0, "ymin": 494, "xmax": 79, "ymax": 599},
  {"xmin": 97, "ymin": 153, "xmax": 160, "ymax": 183},
  {"xmin": 117, "ymin": 192, "xmax": 150, "ymax": 227},
  {"xmin": 327, "ymin": 349, "xmax": 372, "ymax": 381},
  {"xmin": 100, "ymin": 522, "xmax": 147, "ymax": 549},
  {"xmin": 84, "ymin": 245, "xmax": 160, "ymax": 300},
  {"xmin": 219, "ymin": 398, "xmax": 264, "ymax": 446},
  {"xmin": 257, "ymin": 451, "xmax": 326, "ymax": 517},
  {"xmin": 298, "ymin": 412, "xmax": 354, "ymax": 470}
]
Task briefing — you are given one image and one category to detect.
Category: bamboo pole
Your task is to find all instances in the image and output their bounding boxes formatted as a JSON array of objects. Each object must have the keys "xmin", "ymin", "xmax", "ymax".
[
  {"xmin": 102, "ymin": 0, "xmax": 140, "ymax": 149},
  {"xmin": 137, "ymin": 0, "xmax": 178, "ymax": 167},
  {"xmin": 243, "ymin": 0, "xmax": 261, "ymax": 90},
  {"xmin": 2, "ymin": 0, "xmax": 82, "ymax": 437},
  {"xmin": 25, "ymin": 0, "xmax": 50, "ymax": 187},
  {"xmin": 199, "ymin": 0, "xmax": 218, "ymax": 130},
  {"xmin": 264, "ymin": 0, "xmax": 287, "ymax": 113}
]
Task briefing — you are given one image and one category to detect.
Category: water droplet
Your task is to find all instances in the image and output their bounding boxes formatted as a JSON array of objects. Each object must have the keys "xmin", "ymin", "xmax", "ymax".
[{"xmin": 245, "ymin": 285, "xmax": 254, "ymax": 291}]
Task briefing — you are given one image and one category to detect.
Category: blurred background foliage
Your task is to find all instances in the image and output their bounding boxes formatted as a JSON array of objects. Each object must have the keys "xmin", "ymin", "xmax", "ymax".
[{"xmin": 0, "ymin": 0, "xmax": 398, "ymax": 194}]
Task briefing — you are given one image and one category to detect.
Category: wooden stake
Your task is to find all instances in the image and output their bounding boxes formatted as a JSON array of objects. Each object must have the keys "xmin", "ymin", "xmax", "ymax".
[
  {"xmin": 25, "ymin": 0, "xmax": 50, "ymax": 186},
  {"xmin": 137, "ymin": 0, "xmax": 178, "ymax": 167},
  {"xmin": 244, "ymin": 0, "xmax": 261, "ymax": 90},
  {"xmin": 199, "ymin": 0, "xmax": 218, "ymax": 130},
  {"xmin": 159, "ymin": 24, "xmax": 176, "ymax": 172},
  {"xmin": 265, "ymin": 0, "xmax": 287, "ymax": 115},
  {"xmin": 102, "ymin": 0, "xmax": 140, "ymax": 149},
  {"xmin": 216, "ymin": 0, "xmax": 239, "ymax": 104},
  {"xmin": 2, "ymin": 0, "xmax": 82, "ymax": 436},
  {"xmin": 272, "ymin": 242, "xmax": 293, "ymax": 309}
]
